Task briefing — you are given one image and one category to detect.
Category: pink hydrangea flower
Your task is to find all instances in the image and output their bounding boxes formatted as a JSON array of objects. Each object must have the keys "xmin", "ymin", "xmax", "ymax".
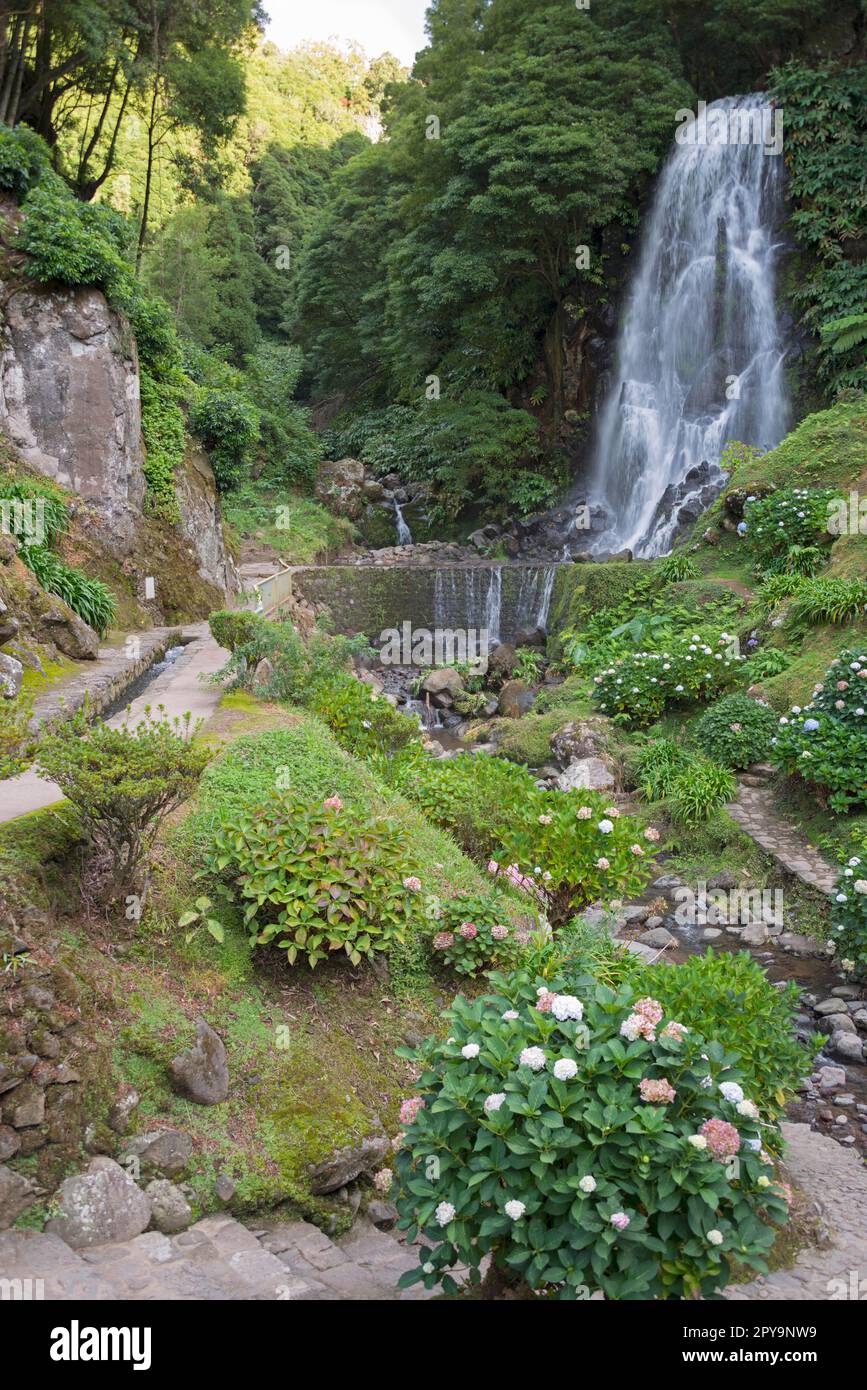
[
  {"xmin": 660, "ymin": 1021, "xmax": 688, "ymax": 1041},
  {"xmin": 399, "ymin": 1096, "xmax": 425, "ymax": 1126},
  {"xmin": 403, "ymin": 876, "xmax": 422, "ymax": 892},
  {"xmin": 610, "ymin": 1212, "xmax": 630, "ymax": 1231},
  {"xmin": 644, "ymin": 827, "xmax": 660, "ymax": 842},
  {"xmin": 576, "ymin": 806, "xmax": 593, "ymax": 820},
  {"xmin": 596, "ymin": 857, "xmax": 610, "ymax": 870},
  {"xmin": 634, "ymin": 997, "xmax": 664, "ymax": 1026},
  {"xmin": 432, "ymin": 931, "xmax": 455, "ymax": 951},
  {"xmin": 459, "ymin": 922, "xmax": 478, "ymax": 940},
  {"xmin": 536, "ymin": 989, "xmax": 555, "ymax": 1013},
  {"xmin": 488, "ymin": 859, "xmax": 499, "ymax": 874},
  {"xmin": 639, "ymin": 1077, "xmax": 676, "ymax": 1104},
  {"xmin": 491, "ymin": 925, "xmax": 509, "ymax": 940},
  {"xmin": 323, "ymin": 795, "xmax": 343, "ymax": 811},
  {"xmin": 620, "ymin": 1012, "xmax": 656, "ymax": 1042},
  {"xmin": 700, "ymin": 1117, "xmax": 741, "ymax": 1161},
  {"xmin": 630, "ymin": 844, "xmax": 645, "ymax": 856}
]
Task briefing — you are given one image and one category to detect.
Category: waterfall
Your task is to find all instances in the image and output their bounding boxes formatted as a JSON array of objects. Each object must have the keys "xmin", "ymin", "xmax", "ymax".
[
  {"xmin": 432, "ymin": 564, "xmax": 556, "ymax": 643},
  {"xmin": 394, "ymin": 500, "xmax": 413, "ymax": 546},
  {"xmin": 484, "ymin": 566, "xmax": 502, "ymax": 645},
  {"xmin": 590, "ymin": 94, "xmax": 790, "ymax": 557},
  {"xmin": 512, "ymin": 566, "xmax": 556, "ymax": 632}
]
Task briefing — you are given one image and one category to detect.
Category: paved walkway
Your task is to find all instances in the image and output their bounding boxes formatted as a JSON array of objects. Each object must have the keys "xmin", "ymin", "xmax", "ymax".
[
  {"xmin": 727, "ymin": 774, "xmax": 839, "ymax": 896},
  {"xmin": 0, "ymin": 623, "xmax": 228, "ymax": 824},
  {"xmin": 0, "ymin": 1213, "xmax": 432, "ymax": 1301},
  {"xmin": 726, "ymin": 1122, "xmax": 867, "ymax": 1300}
]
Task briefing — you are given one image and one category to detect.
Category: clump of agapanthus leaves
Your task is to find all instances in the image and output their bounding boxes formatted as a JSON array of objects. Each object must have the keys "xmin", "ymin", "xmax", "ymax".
[
  {"xmin": 430, "ymin": 889, "xmax": 530, "ymax": 977},
  {"xmin": 590, "ymin": 631, "xmax": 743, "ymax": 727},
  {"xmin": 770, "ymin": 649, "xmax": 867, "ymax": 812},
  {"xmin": 392, "ymin": 969, "xmax": 788, "ymax": 1300},
  {"xmin": 489, "ymin": 790, "xmax": 660, "ymax": 928}
]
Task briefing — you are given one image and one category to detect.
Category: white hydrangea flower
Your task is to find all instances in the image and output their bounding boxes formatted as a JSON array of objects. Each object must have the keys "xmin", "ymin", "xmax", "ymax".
[
  {"xmin": 435, "ymin": 1201, "xmax": 456, "ymax": 1227},
  {"xmin": 551, "ymin": 994, "xmax": 583, "ymax": 1022},
  {"xmin": 505, "ymin": 1199, "xmax": 526, "ymax": 1221},
  {"xmin": 707, "ymin": 1230, "xmax": 723, "ymax": 1246},
  {"xmin": 484, "ymin": 1092, "xmax": 506, "ymax": 1113},
  {"xmin": 598, "ymin": 819, "xmax": 614, "ymax": 834},
  {"xmin": 519, "ymin": 1046, "xmax": 546, "ymax": 1071},
  {"xmin": 736, "ymin": 1099, "xmax": 759, "ymax": 1119},
  {"xmin": 688, "ymin": 1135, "xmax": 708, "ymax": 1150},
  {"xmin": 501, "ymin": 1010, "xmax": 519, "ymax": 1021},
  {"xmin": 578, "ymin": 1175, "xmax": 597, "ymax": 1193},
  {"xmin": 461, "ymin": 1043, "xmax": 480, "ymax": 1059},
  {"xmin": 553, "ymin": 1058, "xmax": 578, "ymax": 1081}
]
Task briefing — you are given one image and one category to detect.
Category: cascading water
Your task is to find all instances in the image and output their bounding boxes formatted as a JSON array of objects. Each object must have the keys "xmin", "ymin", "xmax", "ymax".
[
  {"xmin": 432, "ymin": 564, "xmax": 556, "ymax": 643},
  {"xmin": 590, "ymin": 94, "xmax": 790, "ymax": 557},
  {"xmin": 394, "ymin": 499, "xmax": 413, "ymax": 545}
]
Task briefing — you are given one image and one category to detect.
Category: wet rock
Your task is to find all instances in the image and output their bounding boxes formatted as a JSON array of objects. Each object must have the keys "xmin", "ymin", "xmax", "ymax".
[
  {"xmin": 367, "ymin": 1199, "xmax": 398, "ymax": 1230},
  {"xmin": 815, "ymin": 999, "xmax": 849, "ymax": 1017},
  {"xmin": 818, "ymin": 1014, "xmax": 857, "ymax": 1035},
  {"xmin": 0, "ymin": 1126, "xmax": 21, "ymax": 1161},
  {"xmin": 830, "ymin": 985, "xmax": 861, "ymax": 1000},
  {"xmin": 639, "ymin": 927, "xmax": 677, "ymax": 949},
  {"xmin": 0, "ymin": 1164, "xmax": 37, "ymax": 1228},
  {"xmin": 828, "ymin": 1033, "xmax": 864, "ymax": 1063},
  {"xmin": 46, "ymin": 1157, "xmax": 152, "ymax": 1248},
  {"xmin": 741, "ymin": 922, "xmax": 769, "ymax": 946},
  {"xmin": 420, "ymin": 668, "xmax": 463, "ymax": 703},
  {"xmin": 702, "ymin": 927, "xmax": 723, "ymax": 940},
  {"xmin": 707, "ymin": 870, "xmax": 740, "ymax": 891},
  {"xmin": 498, "ymin": 680, "xmax": 536, "ymax": 718},
  {"xmin": 488, "ymin": 643, "xmax": 517, "ymax": 680},
  {"xmin": 0, "ymin": 1054, "xmax": 38, "ymax": 1095},
  {"xmin": 815, "ymin": 1066, "xmax": 846, "ymax": 1093},
  {"xmin": 556, "ymin": 757, "xmax": 615, "ymax": 793},
  {"xmin": 169, "ymin": 1020, "xmax": 229, "ymax": 1106},
  {"xmin": 145, "ymin": 1179, "xmax": 193, "ymax": 1234},
  {"xmin": 310, "ymin": 1136, "xmax": 391, "ymax": 1195},
  {"xmin": 853, "ymin": 1010, "xmax": 867, "ymax": 1031},
  {"xmin": 39, "ymin": 602, "xmax": 99, "ymax": 660},
  {"xmin": 4, "ymin": 1082, "xmax": 45, "ymax": 1128}
]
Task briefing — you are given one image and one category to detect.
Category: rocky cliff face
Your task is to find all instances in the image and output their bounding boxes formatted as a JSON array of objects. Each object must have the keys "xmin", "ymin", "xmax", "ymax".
[{"xmin": 0, "ymin": 260, "xmax": 236, "ymax": 605}]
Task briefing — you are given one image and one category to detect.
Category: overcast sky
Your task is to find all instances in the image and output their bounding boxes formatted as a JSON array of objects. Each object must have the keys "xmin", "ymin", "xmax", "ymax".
[{"xmin": 264, "ymin": 0, "xmax": 430, "ymax": 66}]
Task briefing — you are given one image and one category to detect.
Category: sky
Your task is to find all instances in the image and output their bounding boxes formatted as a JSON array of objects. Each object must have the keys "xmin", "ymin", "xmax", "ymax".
[{"xmin": 264, "ymin": 0, "xmax": 431, "ymax": 66}]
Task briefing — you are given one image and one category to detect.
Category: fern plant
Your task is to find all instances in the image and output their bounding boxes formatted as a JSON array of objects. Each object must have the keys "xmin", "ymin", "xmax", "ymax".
[
  {"xmin": 659, "ymin": 551, "xmax": 699, "ymax": 582},
  {"xmin": 19, "ymin": 545, "xmax": 117, "ymax": 636}
]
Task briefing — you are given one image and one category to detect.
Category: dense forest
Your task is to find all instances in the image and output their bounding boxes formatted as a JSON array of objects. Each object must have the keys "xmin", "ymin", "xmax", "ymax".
[{"xmin": 0, "ymin": 0, "xmax": 863, "ymax": 531}]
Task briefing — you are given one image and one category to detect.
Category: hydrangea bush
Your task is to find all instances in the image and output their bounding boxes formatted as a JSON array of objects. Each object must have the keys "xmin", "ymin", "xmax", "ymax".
[
  {"xmin": 429, "ymin": 889, "xmax": 530, "ymax": 977},
  {"xmin": 770, "ymin": 649, "xmax": 867, "ymax": 811},
  {"xmin": 693, "ymin": 693, "xmax": 778, "ymax": 769},
  {"xmin": 493, "ymin": 790, "xmax": 659, "ymax": 927},
  {"xmin": 831, "ymin": 857, "xmax": 867, "ymax": 980},
  {"xmin": 393, "ymin": 970, "xmax": 788, "ymax": 1300},
  {"xmin": 591, "ymin": 632, "xmax": 743, "ymax": 727},
  {"xmin": 209, "ymin": 791, "xmax": 424, "ymax": 966},
  {"xmin": 740, "ymin": 486, "xmax": 841, "ymax": 574}
]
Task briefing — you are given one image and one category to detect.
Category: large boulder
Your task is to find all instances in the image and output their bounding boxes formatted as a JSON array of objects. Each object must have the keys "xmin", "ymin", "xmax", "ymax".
[
  {"xmin": 169, "ymin": 1019, "xmax": 229, "ymax": 1105},
  {"xmin": 121, "ymin": 1128, "xmax": 193, "ymax": 1178},
  {"xmin": 0, "ymin": 596, "xmax": 19, "ymax": 646},
  {"xmin": 420, "ymin": 667, "xmax": 464, "ymax": 707},
  {"xmin": 315, "ymin": 458, "xmax": 366, "ymax": 520},
  {"xmin": 174, "ymin": 446, "xmax": 238, "ymax": 594},
  {"xmin": 556, "ymin": 756, "xmax": 616, "ymax": 793},
  {"xmin": 309, "ymin": 1136, "xmax": 391, "ymax": 1195},
  {"xmin": 550, "ymin": 718, "xmax": 610, "ymax": 767},
  {"xmin": 45, "ymin": 1157, "xmax": 151, "ymax": 1247},
  {"xmin": 0, "ymin": 651, "xmax": 22, "ymax": 697},
  {"xmin": 498, "ymin": 680, "xmax": 536, "ymax": 718},
  {"xmin": 38, "ymin": 601, "xmax": 99, "ymax": 659},
  {"xmin": 145, "ymin": 1179, "xmax": 192, "ymax": 1234},
  {"xmin": 488, "ymin": 643, "xmax": 517, "ymax": 680}
]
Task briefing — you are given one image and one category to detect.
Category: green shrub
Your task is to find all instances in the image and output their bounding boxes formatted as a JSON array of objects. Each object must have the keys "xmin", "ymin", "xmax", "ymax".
[
  {"xmin": 659, "ymin": 552, "xmax": 698, "ymax": 582},
  {"xmin": 647, "ymin": 951, "xmax": 818, "ymax": 1122},
  {"xmin": 212, "ymin": 615, "xmax": 360, "ymax": 706},
  {"xmin": 693, "ymin": 694, "xmax": 777, "ymax": 769},
  {"xmin": 209, "ymin": 788, "xmax": 424, "ymax": 968},
  {"xmin": 631, "ymin": 738, "xmax": 693, "ymax": 800},
  {"xmin": 740, "ymin": 646, "xmax": 792, "ymax": 684},
  {"xmin": 0, "ymin": 473, "xmax": 68, "ymax": 546},
  {"xmin": 494, "ymin": 790, "xmax": 657, "ymax": 928},
  {"xmin": 393, "ymin": 969, "xmax": 788, "ymax": 1299},
  {"xmin": 36, "ymin": 706, "xmax": 210, "ymax": 906},
  {"xmin": 190, "ymin": 389, "xmax": 259, "ymax": 492},
  {"xmin": 208, "ymin": 610, "xmax": 264, "ymax": 653},
  {"xmin": 139, "ymin": 371, "xmax": 183, "ymax": 520},
  {"xmin": 668, "ymin": 760, "xmax": 736, "ymax": 826},
  {"xmin": 0, "ymin": 692, "xmax": 34, "ymax": 780},
  {"xmin": 19, "ymin": 545, "xmax": 117, "ymax": 635},
  {"xmin": 790, "ymin": 576, "xmax": 867, "ymax": 626},
  {"xmin": 389, "ymin": 749, "xmax": 540, "ymax": 861},
  {"xmin": 591, "ymin": 631, "xmax": 743, "ymax": 727},
  {"xmin": 17, "ymin": 185, "xmax": 129, "ymax": 294},
  {"xmin": 0, "ymin": 122, "xmax": 56, "ymax": 198},
  {"xmin": 741, "ymin": 486, "xmax": 841, "ymax": 574},
  {"xmin": 308, "ymin": 673, "xmax": 420, "ymax": 759},
  {"xmin": 770, "ymin": 648, "xmax": 867, "ymax": 812},
  {"xmin": 830, "ymin": 858, "xmax": 867, "ymax": 980},
  {"xmin": 430, "ymin": 889, "xmax": 530, "ymax": 977},
  {"xmin": 513, "ymin": 648, "xmax": 545, "ymax": 683}
]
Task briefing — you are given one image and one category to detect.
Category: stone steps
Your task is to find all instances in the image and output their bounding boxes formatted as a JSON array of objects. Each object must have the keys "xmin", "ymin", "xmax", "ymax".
[
  {"xmin": 727, "ymin": 780, "xmax": 839, "ymax": 895},
  {"xmin": 0, "ymin": 1213, "xmax": 433, "ymax": 1302}
]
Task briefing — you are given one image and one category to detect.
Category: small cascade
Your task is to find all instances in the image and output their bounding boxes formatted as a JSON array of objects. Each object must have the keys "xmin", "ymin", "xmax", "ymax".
[
  {"xmin": 512, "ymin": 565, "xmax": 556, "ymax": 632},
  {"xmin": 394, "ymin": 500, "xmax": 413, "ymax": 546},
  {"xmin": 484, "ymin": 566, "xmax": 502, "ymax": 645},
  {"xmin": 431, "ymin": 564, "xmax": 556, "ymax": 643}
]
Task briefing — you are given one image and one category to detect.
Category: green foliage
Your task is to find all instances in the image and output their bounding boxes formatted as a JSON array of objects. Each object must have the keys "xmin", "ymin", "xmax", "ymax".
[
  {"xmin": 659, "ymin": 552, "xmax": 699, "ymax": 582},
  {"xmin": 16, "ymin": 184, "xmax": 131, "ymax": 293},
  {"xmin": 209, "ymin": 788, "xmax": 423, "ymax": 968},
  {"xmin": 190, "ymin": 389, "xmax": 259, "ymax": 492},
  {"xmin": 647, "ymin": 952, "xmax": 818, "ymax": 1122},
  {"xmin": 308, "ymin": 673, "xmax": 420, "ymax": 759},
  {"xmin": 208, "ymin": 610, "xmax": 262, "ymax": 653},
  {"xmin": 668, "ymin": 760, "xmax": 737, "ymax": 827},
  {"xmin": 512, "ymin": 648, "xmax": 545, "ymax": 684},
  {"xmin": 430, "ymin": 891, "xmax": 529, "ymax": 978},
  {"xmin": 693, "ymin": 695, "xmax": 778, "ymax": 769},
  {"xmin": 178, "ymin": 895, "xmax": 225, "ymax": 946},
  {"xmin": 0, "ymin": 692, "xmax": 34, "ymax": 781},
  {"xmin": 740, "ymin": 646, "xmax": 793, "ymax": 684},
  {"xmin": 389, "ymin": 749, "xmax": 544, "ymax": 862},
  {"xmin": 830, "ymin": 858, "xmax": 867, "ymax": 980},
  {"xmin": 19, "ymin": 545, "xmax": 117, "ymax": 636},
  {"xmin": 771, "ymin": 61, "xmax": 867, "ymax": 396},
  {"xmin": 139, "ymin": 371, "xmax": 184, "ymax": 521},
  {"xmin": 631, "ymin": 738, "xmax": 693, "ymax": 801},
  {"xmin": 741, "ymin": 486, "xmax": 841, "ymax": 575},
  {"xmin": 790, "ymin": 577, "xmax": 867, "ymax": 626},
  {"xmin": 0, "ymin": 123, "xmax": 57, "ymax": 198},
  {"xmin": 394, "ymin": 969, "xmax": 787, "ymax": 1300},
  {"xmin": 36, "ymin": 705, "xmax": 210, "ymax": 904},
  {"xmin": 591, "ymin": 631, "xmax": 744, "ymax": 727},
  {"xmin": 0, "ymin": 472, "xmax": 68, "ymax": 546},
  {"xmin": 770, "ymin": 649, "xmax": 867, "ymax": 812}
]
